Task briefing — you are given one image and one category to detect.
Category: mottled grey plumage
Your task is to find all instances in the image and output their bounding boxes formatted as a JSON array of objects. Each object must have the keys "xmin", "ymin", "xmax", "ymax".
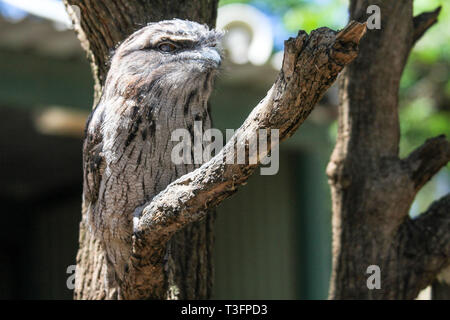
[{"xmin": 82, "ymin": 19, "xmax": 222, "ymax": 292}]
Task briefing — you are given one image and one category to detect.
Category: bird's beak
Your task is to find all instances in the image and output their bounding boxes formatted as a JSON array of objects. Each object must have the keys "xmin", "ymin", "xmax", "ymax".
[{"xmin": 201, "ymin": 47, "xmax": 222, "ymax": 66}]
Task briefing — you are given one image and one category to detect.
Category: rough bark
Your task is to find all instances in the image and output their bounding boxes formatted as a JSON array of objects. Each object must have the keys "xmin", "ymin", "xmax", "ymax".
[
  {"xmin": 327, "ymin": 0, "xmax": 450, "ymax": 299},
  {"xmin": 65, "ymin": 1, "xmax": 365, "ymax": 299}
]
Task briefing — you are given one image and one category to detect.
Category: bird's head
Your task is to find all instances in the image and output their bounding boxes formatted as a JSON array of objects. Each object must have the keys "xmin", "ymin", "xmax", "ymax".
[{"xmin": 103, "ymin": 19, "xmax": 223, "ymax": 102}]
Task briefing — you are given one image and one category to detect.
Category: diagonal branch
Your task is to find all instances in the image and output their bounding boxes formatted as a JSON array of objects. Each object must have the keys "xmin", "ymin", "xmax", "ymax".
[
  {"xmin": 132, "ymin": 22, "xmax": 366, "ymax": 253},
  {"xmin": 404, "ymin": 135, "xmax": 450, "ymax": 192},
  {"xmin": 412, "ymin": 6, "xmax": 441, "ymax": 45},
  {"xmin": 399, "ymin": 194, "xmax": 450, "ymax": 298}
]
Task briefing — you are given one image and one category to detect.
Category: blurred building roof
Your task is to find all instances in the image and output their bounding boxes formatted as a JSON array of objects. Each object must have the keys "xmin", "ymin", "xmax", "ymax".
[{"xmin": 0, "ymin": 15, "xmax": 83, "ymax": 59}]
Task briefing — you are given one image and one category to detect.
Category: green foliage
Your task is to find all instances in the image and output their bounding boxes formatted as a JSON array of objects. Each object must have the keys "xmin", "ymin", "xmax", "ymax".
[
  {"xmin": 220, "ymin": 0, "xmax": 349, "ymax": 32},
  {"xmin": 219, "ymin": 0, "xmax": 250, "ymax": 6},
  {"xmin": 399, "ymin": 99, "xmax": 450, "ymax": 156},
  {"xmin": 400, "ymin": 0, "xmax": 450, "ymax": 158},
  {"xmin": 282, "ymin": 0, "xmax": 348, "ymax": 32}
]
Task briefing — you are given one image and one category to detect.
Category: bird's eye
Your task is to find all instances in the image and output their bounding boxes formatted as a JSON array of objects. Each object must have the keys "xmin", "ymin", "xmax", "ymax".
[{"xmin": 157, "ymin": 42, "xmax": 178, "ymax": 53}]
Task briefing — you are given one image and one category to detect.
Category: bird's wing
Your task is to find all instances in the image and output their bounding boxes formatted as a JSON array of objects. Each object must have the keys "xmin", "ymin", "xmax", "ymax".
[{"xmin": 83, "ymin": 110, "xmax": 105, "ymax": 206}]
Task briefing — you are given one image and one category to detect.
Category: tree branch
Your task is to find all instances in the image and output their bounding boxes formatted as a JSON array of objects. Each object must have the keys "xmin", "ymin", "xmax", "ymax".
[
  {"xmin": 400, "ymin": 194, "xmax": 450, "ymax": 297},
  {"xmin": 132, "ymin": 22, "xmax": 367, "ymax": 253},
  {"xmin": 404, "ymin": 135, "xmax": 450, "ymax": 192},
  {"xmin": 412, "ymin": 6, "xmax": 441, "ymax": 45}
]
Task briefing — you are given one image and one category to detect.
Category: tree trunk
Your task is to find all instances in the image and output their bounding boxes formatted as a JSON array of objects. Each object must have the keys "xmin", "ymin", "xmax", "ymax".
[
  {"xmin": 64, "ymin": 0, "xmax": 218, "ymax": 299},
  {"xmin": 327, "ymin": 0, "xmax": 450, "ymax": 299}
]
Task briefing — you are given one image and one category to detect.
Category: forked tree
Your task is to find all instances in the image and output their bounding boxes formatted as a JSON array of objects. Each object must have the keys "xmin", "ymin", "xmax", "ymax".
[
  {"xmin": 327, "ymin": 0, "xmax": 449, "ymax": 299},
  {"xmin": 63, "ymin": 0, "xmax": 449, "ymax": 299}
]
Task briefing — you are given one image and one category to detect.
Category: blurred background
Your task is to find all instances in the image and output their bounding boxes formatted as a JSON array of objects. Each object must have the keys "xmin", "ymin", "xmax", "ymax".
[{"xmin": 0, "ymin": 0, "xmax": 448, "ymax": 299}]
